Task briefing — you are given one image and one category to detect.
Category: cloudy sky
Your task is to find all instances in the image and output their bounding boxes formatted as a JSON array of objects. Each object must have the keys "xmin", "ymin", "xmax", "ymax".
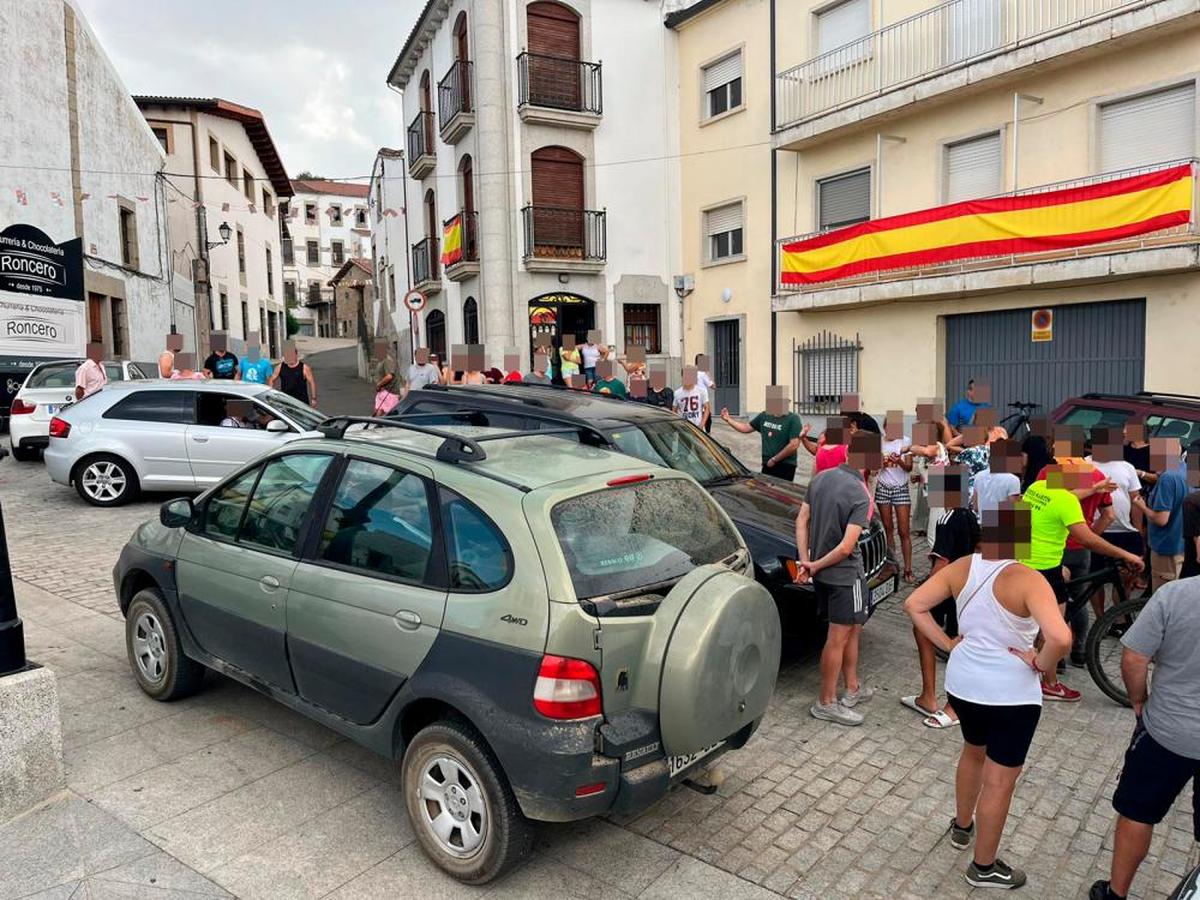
[{"xmin": 77, "ymin": 0, "xmax": 426, "ymax": 181}]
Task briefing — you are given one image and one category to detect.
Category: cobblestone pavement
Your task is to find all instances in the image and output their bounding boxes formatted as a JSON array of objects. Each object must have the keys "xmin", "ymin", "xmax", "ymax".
[{"xmin": 2, "ymin": 353, "xmax": 1196, "ymax": 899}]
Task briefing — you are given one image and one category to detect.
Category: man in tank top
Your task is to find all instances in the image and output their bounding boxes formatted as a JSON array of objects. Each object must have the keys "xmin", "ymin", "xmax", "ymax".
[{"xmin": 269, "ymin": 343, "xmax": 318, "ymax": 408}]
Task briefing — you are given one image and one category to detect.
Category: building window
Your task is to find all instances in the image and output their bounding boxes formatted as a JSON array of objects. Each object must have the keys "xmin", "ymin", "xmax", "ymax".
[
  {"xmin": 110, "ymin": 298, "xmax": 126, "ymax": 357},
  {"xmin": 224, "ymin": 151, "xmax": 237, "ymax": 185},
  {"xmin": 209, "ymin": 136, "xmax": 220, "ymax": 171},
  {"xmin": 305, "ymin": 202, "xmax": 317, "ymax": 225},
  {"xmin": 306, "ymin": 240, "xmax": 319, "ymax": 265},
  {"xmin": 330, "ymin": 204, "xmax": 343, "ymax": 226},
  {"xmin": 243, "ymin": 171, "xmax": 254, "ymax": 201},
  {"xmin": 307, "ymin": 280, "xmax": 322, "ymax": 303},
  {"xmin": 354, "ymin": 206, "xmax": 368, "ymax": 228},
  {"xmin": 265, "ymin": 247, "xmax": 274, "ymax": 296},
  {"xmin": 816, "ymin": 0, "xmax": 871, "ymax": 56},
  {"xmin": 945, "ymin": 131, "xmax": 1002, "ymax": 203},
  {"xmin": 463, "ymin": 297, "xmax": 479, "ymax": 344},
  {"xmin": 241, "ymin": 300, "xmax": 250, "ymax": 338},
  {"xmin": 623, "ymin": 304, "xmax": 661, "ymax": 354},
  {"xmin": 219, "ymin": 291, "xmax": 229, "ymax": 330},
  {"xmin": 118, "ymin": 205, "xmax": 138, "ymax": 268},
  {"xmin": 236, "ymin": 228, "xmax": 246, "ymax": 277},
  {"xmin": 284, "ymin": 280, "xmax": 296, "ymax": 305},
  {"xmin": 282, "ymin": 238, "xmax": 294, "ymax": 266},
  {"xmin": 331, "ymin": 240, "xmax": 345, "ymax": 266},
  {"xmin": 152, "ymin": 126, "xmax": 170, "ymax": 154},
  {"xmin": 1099, "ymin": 82, "xmax": 1196, "ymax": 174},
  {"xmin": 263, "ymin": 189, "xmax": 274, "ymax": 217},
  {"xmin": 797, "ymin": 331, "xmax": 861, "ymax": 414},
  {"xmin": 375, "ymin": 179, "xmax": 384, "ymax": 220},
  {"xmin": 702, "ymin": 52, "xmax": 743, "ymax": 119},
  {"xmin": 704, "ymin": 201, "xmax": 744, "ymax": 263},
  {"xmin": 817, "ymin": 168, "xmax": 871, "ymax": 230}
]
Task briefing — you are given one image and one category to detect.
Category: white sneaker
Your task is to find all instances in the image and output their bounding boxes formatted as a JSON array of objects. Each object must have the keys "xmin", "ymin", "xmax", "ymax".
[
  {"xmin": 840, "ymin": 686, "xmax": 876, "ymax": 708},
  {"xmin": 810, "ymin": 700, "xmax": 864, "ymax": 726}
]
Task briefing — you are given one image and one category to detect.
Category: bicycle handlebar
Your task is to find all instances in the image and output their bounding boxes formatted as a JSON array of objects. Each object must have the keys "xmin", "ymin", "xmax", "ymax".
[{"xmin": 1007, "ymin": 402, "xmax": 1041, "ymax": 410}]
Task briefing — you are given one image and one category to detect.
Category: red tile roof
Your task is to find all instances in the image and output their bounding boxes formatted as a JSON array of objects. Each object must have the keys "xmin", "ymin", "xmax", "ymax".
[
  {"xmin": 329, "ymin": 257, "xmax": 374, "ymax": 285},
  {"xmin": 290, "ymin": 179, "xmax": 371, "ymax": 199}
]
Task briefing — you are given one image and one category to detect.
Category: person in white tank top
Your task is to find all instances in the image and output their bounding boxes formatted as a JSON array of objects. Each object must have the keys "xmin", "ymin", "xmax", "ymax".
[{"xmin": 904, "ymin": 502, "xmax": 1072, "ymax": 892}]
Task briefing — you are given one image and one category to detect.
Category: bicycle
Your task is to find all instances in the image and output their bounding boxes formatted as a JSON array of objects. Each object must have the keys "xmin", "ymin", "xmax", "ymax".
[
  {"xmin": 1062, "ymin": 562, "xmax": 1148, "ymax": 707},
  {"xmin": 998, "ymin": 401, "xmax": 1041, "ymax": 441}
]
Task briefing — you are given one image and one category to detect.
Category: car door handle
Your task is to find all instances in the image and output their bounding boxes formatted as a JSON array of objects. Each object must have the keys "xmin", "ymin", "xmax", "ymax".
[
  {"xmin": 259, "ymin": 575, "xmax": 280, "ymax": 592},
  {"xmin": 395, "ymin": 610, "xmax": 422, "ymax": 631},
  {"xmin": 192, "ymin": 435, "xmax": 209, "ymax": 443}
]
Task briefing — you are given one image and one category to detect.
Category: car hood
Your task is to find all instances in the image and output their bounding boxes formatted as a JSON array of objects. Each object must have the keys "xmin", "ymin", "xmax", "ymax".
[{"xmin": 707, "ymin": 474, "xmax": 807, "ymax": 538}]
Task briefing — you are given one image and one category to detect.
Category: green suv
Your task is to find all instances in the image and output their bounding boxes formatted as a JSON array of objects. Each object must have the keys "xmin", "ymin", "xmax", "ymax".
[{"xmin": 112, "ymin": 417, "xmax": 782, "ymax": 883}]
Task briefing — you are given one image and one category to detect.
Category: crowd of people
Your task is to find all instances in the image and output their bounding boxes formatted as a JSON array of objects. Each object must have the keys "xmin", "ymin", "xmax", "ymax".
[{"xmin": 785, "ymin": 383, "xmax": 1198, "ymax": 896}]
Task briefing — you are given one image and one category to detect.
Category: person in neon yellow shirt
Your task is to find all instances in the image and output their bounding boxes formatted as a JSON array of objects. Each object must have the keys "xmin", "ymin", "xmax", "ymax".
[{"xmin": 1020, "ymin": 461, "xmax": 1144, "ymax": 702}]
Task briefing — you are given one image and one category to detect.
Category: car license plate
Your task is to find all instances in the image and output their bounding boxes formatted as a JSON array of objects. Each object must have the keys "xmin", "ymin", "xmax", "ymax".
[
  {"xmin": 871, "ymin": 576, "xmax": 898, "ymax": 606},
  {"xmin": 668, "ymin": 741, "xmax": 724, "ymax": 778},
  {"xmin": 46, "ymin": 405, "xmax": 58, "ymax": 415}
]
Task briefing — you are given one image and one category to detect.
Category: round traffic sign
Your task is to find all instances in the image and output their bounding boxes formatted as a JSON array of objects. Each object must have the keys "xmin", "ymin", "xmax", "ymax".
[{"xmin": 403, "ymin": 290, "xmax": 427, "ymax": 312}]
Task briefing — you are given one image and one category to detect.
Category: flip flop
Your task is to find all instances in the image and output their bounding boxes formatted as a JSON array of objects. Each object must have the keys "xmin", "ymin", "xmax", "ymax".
[
  {"xmin": 903, "ymin": 570, "xmax": 917, "ymax": 584},
  {"xmin": 923, "ymin": 709, "xmax": 960, "ymax": 729},
  {"xmin": 900, "ymin": 695, "xmax": 938, "ymax": 716}
]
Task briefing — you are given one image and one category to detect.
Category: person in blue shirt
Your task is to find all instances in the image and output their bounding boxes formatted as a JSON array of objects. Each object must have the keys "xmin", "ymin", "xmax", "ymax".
[
  {"xmin": 239, "ymin": 339, "xmax": 274, "ymax": 385},
  {"xmin": 1132, "ymin": 437, "xmax": 1194, "ymax": 590},
  {"xmin": 946, "ymin": 380, "xmax": 990, "ymax": 430}
]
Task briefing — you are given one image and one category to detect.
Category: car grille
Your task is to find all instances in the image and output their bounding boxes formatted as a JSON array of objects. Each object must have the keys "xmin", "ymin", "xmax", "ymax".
[{"xmin": 858, "ymin": 522, "xmax": 889, "ymax": 579}]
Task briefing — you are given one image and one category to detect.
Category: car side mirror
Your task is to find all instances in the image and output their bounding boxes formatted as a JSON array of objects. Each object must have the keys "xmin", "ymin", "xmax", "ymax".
[
  {"xmin": 160, "ymin": 497, "xmax": 194, "ymax": 529},
  {"xmin": 266, "ymin": 419, "xmax": 289, "ymax": 433}
]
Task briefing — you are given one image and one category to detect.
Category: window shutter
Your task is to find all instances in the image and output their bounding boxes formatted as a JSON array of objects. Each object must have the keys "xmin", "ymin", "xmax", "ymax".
[
  {"xmin": 946, "ymin": 132, "xmax": 1002, "ymax": 202},
  {"xmin": 531, "ymin": 147, "xmax": 584, "ymax": 209},
  {"xmin": 1100, "ymin": 83, "xmax": 1196, "ymax": 174},
  {"xmin": 527, "ymin": 1, "xmax": 580, "ymax": 58},
  {"xmin": 818, "ymin": 169, "xmax": 871, "ymax": 230},
  {"xmin": 705, "ymin": 202, "xmax": 743, "ymax": 237},
  {"xmin": 703, "ymin": 52, "xmax": 742, "ymax": 93},
  {"xmin": 817, "ymin": 0, "xmax": 871, "ymax": 55}
]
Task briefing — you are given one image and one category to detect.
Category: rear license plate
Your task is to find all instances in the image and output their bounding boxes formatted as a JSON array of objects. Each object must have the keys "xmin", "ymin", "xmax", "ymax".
[
  {"xmin": 871, "ymin": 576, "xmax": 898, "ymax": 606},
  {"xmin": 46, "ymin": 405, "xmax": 58, "ymax": 415},
  {"xmin": 668, "ymin": 741, "xmax": 724, "ymax": 778}
]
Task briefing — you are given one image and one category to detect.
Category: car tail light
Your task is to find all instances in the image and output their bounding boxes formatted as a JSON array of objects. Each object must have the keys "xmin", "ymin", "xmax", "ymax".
[
  {"xmin": 9, "ymin": 399, "xmax": 35, "ymax": 415},
  {"xmin": 48, "ymin": 416, "xmax": 70, "ymax": 439},
  {"xmin": 574, "ymin": 782, "xmax": 606, "ymax": 797},
  {"xmin": 606, "ymin": 474, "xmax": 652, "ymax": 487},
  {"xmin": 533, "ymin": 654, "xmax": 602, "ymax": 720}
]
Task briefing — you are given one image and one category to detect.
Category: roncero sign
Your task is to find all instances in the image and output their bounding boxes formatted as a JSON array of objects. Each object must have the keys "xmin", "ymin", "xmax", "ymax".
[{"xmin": 0, "ymin": 224, "xmax": 82, "ymax": 300}]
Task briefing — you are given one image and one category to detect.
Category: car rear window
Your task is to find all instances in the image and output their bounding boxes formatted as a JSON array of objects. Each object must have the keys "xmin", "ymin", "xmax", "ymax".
[
  {"xmin": 104, "ymin": 390, "xmax": 195, "ymax": 423},
  {"xmin": 551, "ymin": 477, "xmax": 741, "ymax": 601}
]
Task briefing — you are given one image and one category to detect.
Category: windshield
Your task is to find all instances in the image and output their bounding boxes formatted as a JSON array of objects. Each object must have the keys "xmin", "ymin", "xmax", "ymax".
[
  {"xmin": 26, "ymin": 362, "xmax": 128, "ymax": 388},
  {"xmin": 1057, "ymin": 405, "xmax": 1135, "ymax": 437},
  {"xmin": 259, "ymin": 389, "xmax": 325, "ymax": 430},
  {"xmin": 609, "ymin": 420, "xmax": 744, "ymax": 483},
  {"xmin": 551, "ymin": 477, "xmax": 742, "ymax": 600}
]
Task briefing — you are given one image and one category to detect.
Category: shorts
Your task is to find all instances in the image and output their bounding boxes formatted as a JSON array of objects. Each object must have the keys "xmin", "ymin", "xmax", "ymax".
[
  {"xmin": 947, "ymin": 693, "xmax": 1042, "ymax": 768},
  {"xmin": 1097, "ymin": 530, "xmax": 1143, "ymax": 559},
  {"xmin": 816, "ymin": 577, "xmax": 869, "ymax": 626},
  {"xmin": 875, "ymin": 481, "xmax": 911, "ymax": 506},
  {"xmin": 1035, "ymin": 565, "xmax": 1069, "ymax": 606},
  {"xmin": 1151, "ymin": 552, "xmax": 1184, "ymax": 590},
  {"xmin": 761, "ymin": 459, "xmax": 797, "ymax": 482},
  {"xmin": 1112, "ymin": 723, "xmax": 1200, "ymax": 840}
]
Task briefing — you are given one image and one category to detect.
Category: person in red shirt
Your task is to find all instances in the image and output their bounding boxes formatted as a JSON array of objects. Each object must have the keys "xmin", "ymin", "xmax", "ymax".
[
  {"xmin": 802, "ymin": 415, "xmax": 858, "ymax": 473},
  {"xmin": 501, "ymin": 352, "xmax": 524, "ymax": 384}
]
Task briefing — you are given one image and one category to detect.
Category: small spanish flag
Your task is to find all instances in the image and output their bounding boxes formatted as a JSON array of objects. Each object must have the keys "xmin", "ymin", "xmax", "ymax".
[{"xmin": 442, "ymin": 213, "xmax": 463, "ymax": 266}]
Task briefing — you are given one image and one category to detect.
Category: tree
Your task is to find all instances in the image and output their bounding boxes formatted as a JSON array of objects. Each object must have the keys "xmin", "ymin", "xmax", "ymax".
[
  {"xmin": 294, "ymin": 170, "xmax": 325, "ymax": 180},
  {"xmin": 285, "ymin": 310, "xmax": 300, "ymax": 337}
]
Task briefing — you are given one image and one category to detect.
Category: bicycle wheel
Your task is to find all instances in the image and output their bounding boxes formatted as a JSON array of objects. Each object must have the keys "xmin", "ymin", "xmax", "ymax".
[{"xmin": 1085, "ymin": 598, "xmax": 1149, "ymax": 707}]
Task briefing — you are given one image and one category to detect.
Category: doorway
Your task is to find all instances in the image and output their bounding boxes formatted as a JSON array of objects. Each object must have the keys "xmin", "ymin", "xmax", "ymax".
[
  {"xmin": 709, "ymin": 319, "xmax": 741, "ymax": 415},
  {"xmin": 528, "ymin": 293, "xmax": 595, "ymax": 366}
]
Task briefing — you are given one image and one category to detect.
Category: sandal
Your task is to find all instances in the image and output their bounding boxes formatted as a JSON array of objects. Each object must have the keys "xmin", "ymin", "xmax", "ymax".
[
  {"xmin": 903, "ymin": 569, "xmax": 917, "ymax": 584},
  {"xmin": 923, "ymin": 709, "xmax": 960, "ymax": 729},
  {"xmin": 900, "ymin": 695, "xmax": 938, "ymax": 716}
]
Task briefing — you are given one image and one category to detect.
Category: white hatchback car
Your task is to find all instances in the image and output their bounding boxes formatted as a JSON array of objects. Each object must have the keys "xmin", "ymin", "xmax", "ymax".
[
  {"xmin": 43, "ymin": 381, "xmax": 325, "ymax": 506},
  {"xmin": 8, "ymin": 359, "xmax": 149, "ymax": 460}
]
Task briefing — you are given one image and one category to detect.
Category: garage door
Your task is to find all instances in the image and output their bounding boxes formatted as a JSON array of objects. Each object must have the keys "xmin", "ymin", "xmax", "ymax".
[{"xmin": 944, "ymin": 299, "xmax": 1145, "ymax": 421}]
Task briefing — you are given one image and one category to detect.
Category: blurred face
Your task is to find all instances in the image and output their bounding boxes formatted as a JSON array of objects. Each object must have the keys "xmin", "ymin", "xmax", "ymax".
[
  {"xmin": 682, "ymin": 365, "xmax": 697, "ymax": 389},
  {"xmin": 166, "ymin": 332, "xmax": 184, "ymax": 352},
  {"xmin": 283, "ymin": 342, "xmax": 298, "ymax": 365},
  {"xmin": 627, "ymin": 345, "xmax": 646, "ymax": 366},
  {"xmin": 912, "ymin": 422, "xmax": 936, "ymax": 446},
  {"xmin": 415, "ymin": 348, "xmax": 429, "ymax": 365},
  {"xmin": 841, "ymin": 393, "xmax": 860, "ymax": 413},
  {"xmin": 962, "ymin": 425, "xmax": 986, "ymax": 447},
  {"xmin": 1150, "ymin": 437, "xmax": 1183, "ymax": 473},
  {"xmin": 86, "ymin": 342, "xmax": 103, "ymax": 363},
  {"xmin": 1045, "ymin": 461, "xmax": 1095, "ymax": 491},
  {"xmin": 373, "ymin": 341, "xmax": 388, "ymax": 358},
  {"xmin": 596, "ymin": 359, "xmax": 615, "ymax": 379},
  {"xmin": 695, "ymin": 354, "xmax": 709, "ymax": 371},
  {"xmin": 504, "ymin": 353, "xmax": 520, "ymax": 373},
  {"xmin": 824, "ymin": 416, "xmax": 847, "ymax": 446},
  {"xmin": 567, "ymin": 374, "xmax": 586, "ymax": 390},
  {"xmin": 246, "ymin": 342, "xmax": 261, "ymax": 362},
  {"xmin": 211, "ymin": 332, "xmax": 228, "ymax": 354},
  {"xmin": 1053, "ymin": 425, "xmax": 1085, "ymax": 460},
  {"xmin": 928, "ymin": 464, "xmax": 968, "ymax": 508},
  {"xmin": 980, "ymin": 500, "xmax": 1032, "ymax": 561},
  {"xmin": 765, "ymin": 386, "xmax": 788, "ymax": 416},
  {"xmin": 650, "ymin": 368, "xmax": 666, "ymax": 391},
  {"xmin": 562, "ymin": 335, "xmax": 576, "ymax": 351},
  {"xmin": 533, "ymin": 351, "xmax": 548, "ymax": 374},
  {"xmin": 885, "ymin": 410, "xmax": 904, "ymax": 441},
  {"xmin": 990, "ymin": 439, "xmax": 1023, "ymax": 474},
  {"xmin": 586, "ymin": 330, "xmax": 600, "ymax": 345},
  {"xmin": 630, "ymin": 379, "xmax": 647, "ymax": 399},
  {"xmin": 848, "ymin": 431, "xmax": 882, "ymax": 473},
  {"xmin": 966, "ymin": 382, "xmax": 976, "ymax": 401},
  {"xmin": 917, "ymin": 400, "xmax": 944, "ymax": 422},
  {"xmin": 1091, "ymin": 427, "xmax": 1123, "ymax": 463},
  {"xmin": 226, "ymin": 399, "xmax": 252, "ymax": 419},
  {"xmin": 1124, "ymin": 418, "xmax": 1146, "ymax": 445},
  {"xmin": 175, "ymin": 352, "xmax": 196, "ymax": 371}
]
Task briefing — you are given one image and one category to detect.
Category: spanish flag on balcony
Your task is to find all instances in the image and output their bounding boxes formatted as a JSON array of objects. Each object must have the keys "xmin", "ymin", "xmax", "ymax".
[
  {"xmin": 780, "ymin": 164, "xmax": 1194, "ymax": 286},
  {"xmin": 442, "ymin": 214, "xmax": 463, "ymax": 266}
]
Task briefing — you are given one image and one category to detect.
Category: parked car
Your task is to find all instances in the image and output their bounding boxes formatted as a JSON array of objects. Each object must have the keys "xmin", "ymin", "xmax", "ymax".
[
  {"xmin": 44, "ymin": 381, "xmax": 325, "ymax": 506},
  {"xmin": 391, "ymin": 384, "xmax": 898, "ymax": 632},
  {"xmin": 113, "ymin": 417, "xmax": 782, "ymax": 883},
  {"xmin": 8, "ymin": 359, "xmax": 149, "ymax": 461},
  {"xmin": 1052, "ymin": 391, "xmax": 1200, "ymax": 445}
]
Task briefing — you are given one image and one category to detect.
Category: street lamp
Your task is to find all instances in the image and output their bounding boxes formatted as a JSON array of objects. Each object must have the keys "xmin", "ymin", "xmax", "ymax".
[{"xmin": 207, "ymin": 220, "xmax": 232, "ymax": 250}]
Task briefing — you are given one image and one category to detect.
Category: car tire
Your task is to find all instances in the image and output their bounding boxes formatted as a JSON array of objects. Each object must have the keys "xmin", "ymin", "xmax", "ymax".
[
  {"xmin": 401, "ymin": 719, "xmax": 532, "ymax": 884},
  {"xmin": 73, "ymin": 453, "xmax": 139, "ymax": 506},
  {"xmin": 124, "ymin": 588, "xmax": 205, "ymax": 701},
  {"xmin": 10, "ymin": 442, "xmax": 39, "ymax": 462}
]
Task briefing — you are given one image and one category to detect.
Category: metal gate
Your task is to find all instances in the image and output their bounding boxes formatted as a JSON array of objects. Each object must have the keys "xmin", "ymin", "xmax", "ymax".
[
  {"xmin": 793, "ymin": 330, "xmax": 862, "ymax": 414},
  {"xmin": 944, "ymin": 299, "xmax": 1145, "ymax": 421},
  {"xmin": 710, "ymin": 320, "xmax": 740, "ymax": 415}
]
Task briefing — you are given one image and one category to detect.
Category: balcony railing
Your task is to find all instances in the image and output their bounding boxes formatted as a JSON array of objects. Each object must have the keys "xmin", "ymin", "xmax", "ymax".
[
  {"xmin": 406, "ymin": 110, "xmax": 435, "ymax": 169},
  {"xmin": 304, "ymin": 287, "xmax": 334, "ymax": 308},
  {"xmin": 438, "ymin": 59, "xmax": 473, "ymax": 131},
  {"xmin": 522, "ymin": 206, "xmax": 606, "ymax": 262},
  {"xmin": 776, "ymin": 159, "xmax": 1199, "ymax": 293},
  {"xmin": 776, "ymin": 0, "xmax": 1151, "ymax": 129},
  {"xmin": 517, "ymin": 52, "xmax": 602, "ymax": 115},
  {"xmin": 412, "ymin": 236, "xmax": 439, "ymax": 286},
  {"xmin": 445, "ymin": 210, "xmax": 479, "ymax": 264}
]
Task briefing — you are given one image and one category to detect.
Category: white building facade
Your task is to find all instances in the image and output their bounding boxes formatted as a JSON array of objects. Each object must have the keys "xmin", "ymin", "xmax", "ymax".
[
  {"xmin": 387, "ymin": 0, "xmax": 682, "ymax": 374},
  {"xmin": 0, "ymin": 0, "xmax": 190, "ymax": 411},
  {"xmin": 368, "ymin": 148, "xmax": 413, "ymax": 358},
  {"xmin": 282, "ymin": 179, "xmax": 372, "ymax": 338},
  {"xmin": 135, "ymin": 97, "xmax": 292, "ymax": 360}
]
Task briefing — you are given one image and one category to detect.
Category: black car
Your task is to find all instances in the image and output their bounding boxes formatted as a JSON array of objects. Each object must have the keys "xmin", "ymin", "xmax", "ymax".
[{"xmin": 392, "ymin": 384, "xmax": 898, "ymax": 633}]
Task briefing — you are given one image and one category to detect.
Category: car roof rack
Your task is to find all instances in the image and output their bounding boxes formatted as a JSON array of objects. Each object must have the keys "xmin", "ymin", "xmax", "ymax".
[
  {"xmin": 316, "ymin": 415, "xmax": 489, "ymax": 463},
  {"xmin": 391, "ymin": 398, "xmax": 615, "ymax": 448}
]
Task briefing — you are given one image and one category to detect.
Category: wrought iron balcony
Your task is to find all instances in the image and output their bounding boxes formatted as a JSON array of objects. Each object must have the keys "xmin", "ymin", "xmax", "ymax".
[
  {"xmin": 517, "ymin": 52, "xmax": 602, "ymax": 125},
  {"xmin": 776, "ymin": 0, "xmax": 1158, "ymax": 131},
  {"xmin": 438, "ymin": 59, "xmax": 474, "ymax": 142},
  {"xmin": 406, "ymin": 110, "xmax": 436, "ymax": 178},
  {"xmin": 412, "ymin": 235, "xmax": 440, "ymax": 290},
  {"xmin": 442, "ymin": 210, "xmax": 479, "ymax": 281},
  {"xmin": 304, "ymin": 286, "xmax": 334, "ymax": 308},
  {"xmin": 522, "ymin": 206, "xmax": 606, "ymax": 270}
]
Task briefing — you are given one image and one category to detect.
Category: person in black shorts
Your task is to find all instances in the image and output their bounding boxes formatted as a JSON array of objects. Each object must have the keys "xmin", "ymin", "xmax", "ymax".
[{"xmin": 901, "ymin": 465, "xmax": 980, "ymax": 729}]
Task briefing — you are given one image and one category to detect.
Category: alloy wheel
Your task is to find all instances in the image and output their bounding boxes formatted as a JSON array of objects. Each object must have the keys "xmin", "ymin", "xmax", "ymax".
[
  {"xmin": 81, "ymin": 460, "xmax": 127, "ymax": 502},
  {"xmin": 132, "ymin": 611, "xmax": 168, "ymax": 683},
  {"xmin": 416, "ymin": 754, "xmax": 488, "ymax": 857}
]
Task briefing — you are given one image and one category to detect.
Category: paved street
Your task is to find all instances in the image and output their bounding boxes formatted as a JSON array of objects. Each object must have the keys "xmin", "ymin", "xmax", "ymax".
[{"xmin": 1, "ymin": 351, "xmax": 1196, "ymax": 899}]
